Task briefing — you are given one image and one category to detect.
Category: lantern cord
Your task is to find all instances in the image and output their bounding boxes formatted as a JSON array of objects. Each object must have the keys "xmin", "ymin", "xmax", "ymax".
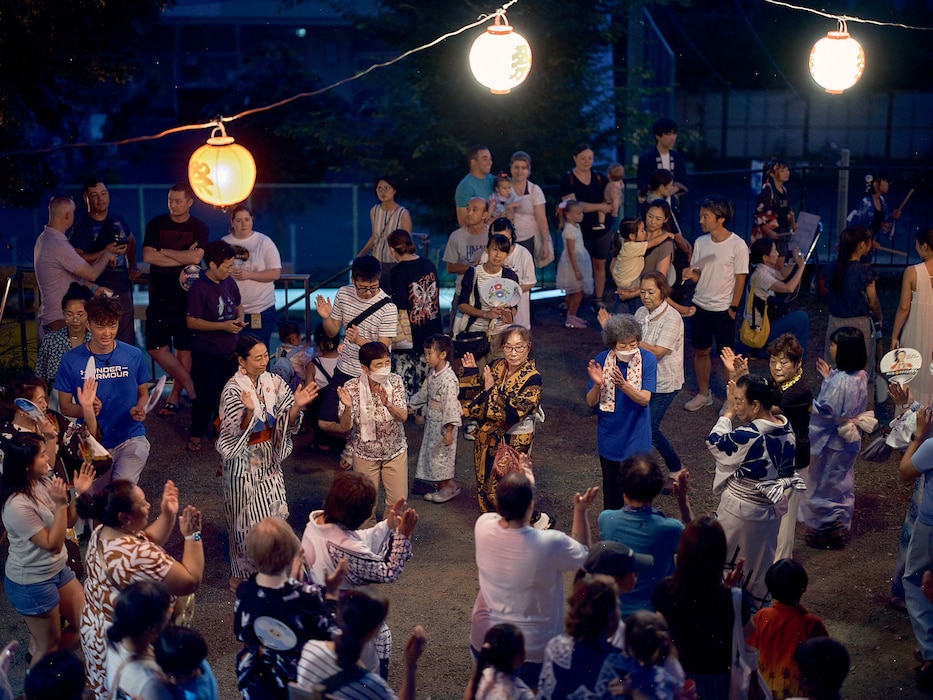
[
  {"xmin": 763, "ymin": 0, "xmax": 933, "ymax": 30},
  {"xmin": 0, "ymin": 0, "xmax": 522, "ymax": 159}
]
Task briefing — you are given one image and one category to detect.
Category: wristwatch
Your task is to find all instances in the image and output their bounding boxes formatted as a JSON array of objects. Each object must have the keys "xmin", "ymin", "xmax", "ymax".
[
  {"xmin": 184, "ymin": 531, "xmax": 202, "ymax": 542},
  {"xmin": 729, "ymin": 305, "xmax": 739, "ymax": 313}
]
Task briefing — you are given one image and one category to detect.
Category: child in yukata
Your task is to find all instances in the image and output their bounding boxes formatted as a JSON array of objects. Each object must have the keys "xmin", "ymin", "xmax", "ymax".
[{"xmin": 409, "ymin": 334, "xmax": 462, "ymax": 503}]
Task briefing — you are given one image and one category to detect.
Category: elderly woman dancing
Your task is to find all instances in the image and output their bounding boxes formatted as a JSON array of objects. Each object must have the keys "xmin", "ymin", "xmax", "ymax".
[
  {"xmin": 586, "ymin": 314, "xmax": 657, "ymax": 510},
  {"xmin": 217, "ymin": 334, "xmax": 317, "ymax": 590}
]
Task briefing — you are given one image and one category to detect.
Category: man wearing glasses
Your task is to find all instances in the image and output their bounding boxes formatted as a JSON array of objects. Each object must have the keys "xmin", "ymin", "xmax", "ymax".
[{"xmin": 314, "ymin": 256, "xmax": 398, "ymax": 459}]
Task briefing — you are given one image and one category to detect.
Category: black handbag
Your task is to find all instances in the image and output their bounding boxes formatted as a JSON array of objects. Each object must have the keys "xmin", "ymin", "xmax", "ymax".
[{"xmin": 453, "ymin": 330, "xmax": 490, "ymax": 359}]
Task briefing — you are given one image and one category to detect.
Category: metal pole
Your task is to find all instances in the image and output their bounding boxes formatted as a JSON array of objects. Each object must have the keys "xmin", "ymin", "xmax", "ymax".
[{"xmin": 836, "ymin": 149, "xmax": 850, "ymax": 238}]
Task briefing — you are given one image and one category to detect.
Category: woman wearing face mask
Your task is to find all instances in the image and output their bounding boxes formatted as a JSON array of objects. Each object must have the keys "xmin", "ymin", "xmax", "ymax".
[
  {"xmin": 216, "ymin": 334, "xmax": 318, "ymax": 590},
  {"xmin": 585, "ymin": 314, "xmax": 657, "ymax": 510},
  {"xmin": 707, "ymin": 374, "xmax": 799, "ymax": 609},
  {"xmin": 335, "ymin": 341, "xmax": 410, "ymax": 527}
]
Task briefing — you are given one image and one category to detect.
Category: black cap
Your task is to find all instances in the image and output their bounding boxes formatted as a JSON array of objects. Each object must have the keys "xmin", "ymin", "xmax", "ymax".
[{"xmin": 582, "ymin": 541, "xmax": 654, "ymax": 577}]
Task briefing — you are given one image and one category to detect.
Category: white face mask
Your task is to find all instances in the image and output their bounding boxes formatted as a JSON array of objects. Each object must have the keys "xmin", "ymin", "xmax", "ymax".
[
  {"xmin": 615, "ymin": 349, "xmax": 637, "ymax": 362},
  {"xmin": 369, "ymin": 366, "xmax": 391, "ymax": 384}
]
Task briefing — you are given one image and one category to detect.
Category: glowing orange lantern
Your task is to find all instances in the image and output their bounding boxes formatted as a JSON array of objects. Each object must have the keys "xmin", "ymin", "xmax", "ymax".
[
  {"xmin": 469, "ymin": 13, "xmax": 532, "ymax": 94},
  {"xmin": 188, "ymin": 124, "xmax": 257, "ymax": 207}
]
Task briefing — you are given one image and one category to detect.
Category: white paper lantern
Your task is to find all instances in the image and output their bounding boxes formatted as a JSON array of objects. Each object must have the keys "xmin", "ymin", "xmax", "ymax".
[
  {"xmin": 469, "ymin": 14, "xmax": 532, "ymax": 94},
  {"xmin": 809, "ymin": 29, "xmax": 865, "ymax": 94}
]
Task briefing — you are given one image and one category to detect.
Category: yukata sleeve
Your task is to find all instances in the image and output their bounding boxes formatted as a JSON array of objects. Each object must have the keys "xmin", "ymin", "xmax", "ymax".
[
  {"xmin": 438, "ymin": 372, "xmax": 463, "ymax": 427},
  {"xmin": 216, "ymin": 380, "xmax": 255, "ymax": 461}
]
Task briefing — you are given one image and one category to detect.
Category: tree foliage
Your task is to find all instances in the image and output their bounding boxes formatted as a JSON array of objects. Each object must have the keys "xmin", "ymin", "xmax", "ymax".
[{"xmin": 0, "ymin": 0, "xmax": 170, "ymax": 205}]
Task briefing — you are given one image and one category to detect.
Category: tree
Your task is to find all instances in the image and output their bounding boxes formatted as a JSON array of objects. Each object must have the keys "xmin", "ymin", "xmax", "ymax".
[{"xmin": 0, "ymin": 0, "xmax": 170, "ymax": 206}]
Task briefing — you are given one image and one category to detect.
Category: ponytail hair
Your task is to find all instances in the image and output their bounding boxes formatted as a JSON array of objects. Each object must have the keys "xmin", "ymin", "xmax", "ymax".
[
  {"xmin": 75, "ymin": 479, "xmax": 136, "ymax": 527},
  {"xmin": 334, "ymin": 587, "xmax": 389, "ymax": 670},
  {"xmin": 624, "ymin": 610, "xmax": 674, "ymax": 669},
  {"xmin": 468, "ymin": 623, "xmax": 526, "ymax": 700},
  {"xmin": 106, "ymin": 580, "xmax": 171, "ymax": 647}
]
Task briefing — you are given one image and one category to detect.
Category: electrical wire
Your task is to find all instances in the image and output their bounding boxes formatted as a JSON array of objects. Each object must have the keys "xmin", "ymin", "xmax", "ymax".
[
  {"xmin": 0, "ymin": 0, "xmax": 521, "ymax": 159},
  {"xmin": 764, "ymin": 0, "xmax": 933, "ymax": 30}
]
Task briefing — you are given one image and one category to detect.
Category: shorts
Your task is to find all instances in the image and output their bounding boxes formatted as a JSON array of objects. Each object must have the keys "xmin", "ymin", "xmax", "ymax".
[
  {"xmin": 146, "ymin": 309, "xmax": 191, "ymax": 351},
  {"xmin": 583, "ymin": 229, "xmax": 613, "ymax": 260},
  {"xmin": 4, "ymin": 566, "xmax": 76, "ymax": 616},
  {"xmin": 690, "ymin": 306, "xmax": 736, "ymax": 351}
]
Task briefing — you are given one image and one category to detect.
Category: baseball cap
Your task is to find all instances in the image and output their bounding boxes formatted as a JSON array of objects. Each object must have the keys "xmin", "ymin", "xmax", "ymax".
[{"xmin": 582, "ymin": 541, "xmax": 654, "ymax": 577}]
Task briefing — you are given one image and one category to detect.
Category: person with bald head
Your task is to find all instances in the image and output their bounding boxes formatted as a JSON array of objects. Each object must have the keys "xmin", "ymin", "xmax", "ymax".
[
  {"xmin": 443, "ymin": 196, "xmax": 490, "ymax": 299},
  {"xmin": 34, "ymin": 195, "xmax": 115, "ymax": 341}
]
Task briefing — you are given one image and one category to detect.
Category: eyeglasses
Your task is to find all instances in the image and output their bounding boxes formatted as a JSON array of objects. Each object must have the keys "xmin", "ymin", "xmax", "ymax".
[
  {"xmin": 64, "ymin": 311, "xmax": 87, "ymax": 320},
  {"xmin": 354, "ymin": 283, "xmax": 380, "ymax": 294},
  {"xmin": 375, "ymin": 186, "xmax": 393, "ymax": 193},
  {"xmin": 503, "ymin": 344, "xmax": 528, "ymax": 353}
]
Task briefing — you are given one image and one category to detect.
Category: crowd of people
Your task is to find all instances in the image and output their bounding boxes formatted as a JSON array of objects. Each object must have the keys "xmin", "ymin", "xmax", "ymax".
[{"xmin": 4, "ymin": 124, "xmax": 932, "ymax": 698}]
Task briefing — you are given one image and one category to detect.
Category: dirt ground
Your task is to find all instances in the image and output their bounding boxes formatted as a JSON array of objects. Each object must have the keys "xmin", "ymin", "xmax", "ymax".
[{"xmin": 0, "ymin": 273, "xmax": 928, "ymax": 698}]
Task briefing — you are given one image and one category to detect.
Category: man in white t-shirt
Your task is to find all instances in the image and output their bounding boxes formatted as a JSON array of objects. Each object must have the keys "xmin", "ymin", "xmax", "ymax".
[
  {"xmin": 682, "ymin": 195, "xmax": 749, "ymax": 411},
  {"xmin": 443, "ymin": 197, "xmax": 490, "ymax": 298}
]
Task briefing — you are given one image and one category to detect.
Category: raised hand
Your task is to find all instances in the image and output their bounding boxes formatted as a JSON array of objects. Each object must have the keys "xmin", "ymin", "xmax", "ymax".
[
  {"xmin": 49, "ymin": 477, "xmax": 69, "ymax": 507},
  {"xmin": 482, "ymin": 365, "xmax": 494, "ymax": 391},
  {"xmin": 240, "ymin": 389, "xmax": 255, "ymax": 411},
  {"xmin": 293, "ymin": 383, "xmax": 319, "ymax": 410},
  {"xmin": 178, "ymin": 505, "xmax": 201, "ymax": 537},
  {"xmin": 573, "ymin": 486, "xmax": 599, "ymax": 512},
  {"xmin": 161, "ymin": 479, "xmax": 179, "ymax": 517},
  {"xmin": 77, "ymin": 376, "xmax": 99, "ymax": 409},
  {"xmin": 336, "ymin": 385, "xmax": 353, "ymax": 408},
  {"xmin": 461, "ymin": 352, "xmax": 477, "ymax": 369},
  {"xmin": 314, "ymin": 295, "xmax": 332, "ymax": 319},
  {"xmin": 386, "ymin": 497, "xmax": 406, "ymax": 531},
  {"xmin": 404, "ymin": 626, "xmax": 427, "ymax": 665},
  {"xmin": 587, "ymin": 359, "xmax": 604, "ymax": 385},
  {"xmin": 73, "ymin": 462, "xmax": 96, "ymax": 497},
  {"xmin": 398, "ymin": 507, "xmax": 419, "ymax": 537},
  {"xmin": 816, "ymin": 357, "xmax": 831, "ymax": 379},
  {"xmin": 324, "ymin": 557, "xmax": 349, "ymax": 597},
  {"xmin": 720, "ymin": 347, "xmax": 737, "ymax": 374}
]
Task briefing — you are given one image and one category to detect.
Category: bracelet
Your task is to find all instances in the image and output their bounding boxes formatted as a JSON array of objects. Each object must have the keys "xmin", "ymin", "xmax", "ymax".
[
  {"xmin": 184, "ymin": 531, "xmax": 202, "ymax": 542},
  {"xmin": 91, "ymin": 284, "xmax": 99, "ymax": 293}
]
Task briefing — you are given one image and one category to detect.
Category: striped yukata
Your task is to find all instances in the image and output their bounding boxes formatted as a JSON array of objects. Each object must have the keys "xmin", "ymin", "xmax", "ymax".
[{"xmin": 217, "ymin": 370, "xmax": 301, "ymax": 579}]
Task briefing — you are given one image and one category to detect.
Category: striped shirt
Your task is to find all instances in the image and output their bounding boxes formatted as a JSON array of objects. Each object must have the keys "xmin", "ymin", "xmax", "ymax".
[
  {"xmin": 295, "ymin": 641, "xmax": 396, "ymax": 700},
  {"xmin": 330, "ymin": 285, "xmax": 398, "ymax": 377},
  {"xmin": 635, "ymin": 302, "xmax": 684, "ymax": 394}
]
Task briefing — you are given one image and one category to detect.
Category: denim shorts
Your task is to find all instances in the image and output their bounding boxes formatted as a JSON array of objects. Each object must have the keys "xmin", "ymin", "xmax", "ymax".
[{"xmin": 4, "ymin": 566, "xmax": 76, "ymax": 616}]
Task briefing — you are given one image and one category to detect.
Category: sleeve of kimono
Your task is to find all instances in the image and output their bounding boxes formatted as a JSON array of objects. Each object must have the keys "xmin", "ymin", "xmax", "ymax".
[
  {"xmin": 438, "ymin": 372, "xmax": 463, "ymax": 427},
  {"xmin": 707, "ymin": 417, "xmax": 758, "ymax": 469},
  {"xmin": 813, "ymin": 371, "xmax": 865, "ymax": 424},
  {"xmin": 216, "ymin": 380, "xmax": 256, "ymax": 461},
  {"xmin": 489, "ymin": 365, "xmax": 542, "ymax": 426},
  {"xmin": 342, "ymin": 529, "xmax": 413, "ymax": 586}
]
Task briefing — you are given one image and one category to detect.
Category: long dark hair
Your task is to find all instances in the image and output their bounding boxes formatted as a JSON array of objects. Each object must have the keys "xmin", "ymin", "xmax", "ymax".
[
  {"xmin": 0, "ymin": 432, "xmax": 45, "ymax": 510},
  {"xmin": 830, "ymin": 226, "xmax": 872, "ymax": 296},
  {"xmin": 75, "ymin": 479, "xmax": 136, "ymax": 527},
  {"xmin": 668, "ymin": 515, "xmax": 728, "ymax": 601},
  {"xmin": 334, "ymin": 587, "xmax": 388, "ymax": 670},
  {"xmin": 469, "ymin": 623, "xmax": 526, "ymax": 700}
]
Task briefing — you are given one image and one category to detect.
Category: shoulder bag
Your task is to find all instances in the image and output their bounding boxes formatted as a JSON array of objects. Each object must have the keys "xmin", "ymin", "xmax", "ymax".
[{"xmin": 739, "ymin": 287, "xmax": 770, "ymax": 350}]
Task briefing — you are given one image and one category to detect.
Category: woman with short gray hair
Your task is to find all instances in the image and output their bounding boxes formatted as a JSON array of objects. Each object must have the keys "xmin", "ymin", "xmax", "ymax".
[{"xmin": 585, "ymin": 313, "xmax": 657, "ymax": 509}]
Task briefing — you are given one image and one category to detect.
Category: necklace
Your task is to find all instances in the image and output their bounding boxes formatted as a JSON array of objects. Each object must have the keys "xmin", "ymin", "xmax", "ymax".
[{"xmin": 89, "ymin": 342, "xmax": 117, "ymax": 366}]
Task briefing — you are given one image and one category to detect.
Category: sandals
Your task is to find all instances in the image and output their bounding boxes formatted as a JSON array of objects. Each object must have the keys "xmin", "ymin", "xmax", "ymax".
[
  {"xmin": 158, "ymin": 401, "xmax": 178, "ymax": 417},
  {"xmin": 186, "ymin": 437, "xmax": 202, "ymax": 452},
  {"xmin": 425, "ymin": 484, "xmax": 462, "ymax": 503}
]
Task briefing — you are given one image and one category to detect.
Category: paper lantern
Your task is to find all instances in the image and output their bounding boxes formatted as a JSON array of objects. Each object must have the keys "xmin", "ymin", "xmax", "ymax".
[
  {"xmin": 188, "ymin": 125, "xmax": 256, "ymax": 207},
  {"xmin": 469, "ymin": 13, "xmax": 532, "ymax": 94},
  {"xmin": 809, "ymin": 29, "xmax": 865, "ymax": 94}
]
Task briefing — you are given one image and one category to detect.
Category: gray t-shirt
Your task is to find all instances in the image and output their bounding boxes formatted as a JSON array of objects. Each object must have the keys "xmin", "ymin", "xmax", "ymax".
[{"xmin": 1, "ymin": 483, "xmax": 67, "ymax": 584}]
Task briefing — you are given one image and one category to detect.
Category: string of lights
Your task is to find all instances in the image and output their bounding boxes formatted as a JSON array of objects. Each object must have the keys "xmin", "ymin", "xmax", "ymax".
[{"xmin": 0, "ymin": 0, "xmax": 523, "ymax": 160}]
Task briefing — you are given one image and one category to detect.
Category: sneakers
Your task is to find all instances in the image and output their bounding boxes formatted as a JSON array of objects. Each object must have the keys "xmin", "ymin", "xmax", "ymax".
[
  {"xmin": 684, "ymin": 392, "xmax": 714, "ymax": 411},
  {"xmin": 591, "ymin": 223, "xmax": 606, "ymax": 231},
  {"xmin": 425, "ymin": 484, "xmax": 462, "ymax": 503},
  {"xmin": 565, "ymin": 316, "xmax": 588, "ymax": 329},
  {"xmin": 339, "ymin": 445, "xmax": 354, "ymax": 470}
]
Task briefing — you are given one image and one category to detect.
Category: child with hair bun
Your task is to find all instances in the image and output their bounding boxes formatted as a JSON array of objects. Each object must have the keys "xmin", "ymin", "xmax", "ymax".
[
  {"xmin": 594, "ymin": 610, "xmax": 685, "ymax": 699},
  {"xmin": 294, "ymin": 586, "xmax": 426, "ymax": 699},
  {"xmin": 468, "ymin": 623, "xmax": 535, "ymax": 700}
]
